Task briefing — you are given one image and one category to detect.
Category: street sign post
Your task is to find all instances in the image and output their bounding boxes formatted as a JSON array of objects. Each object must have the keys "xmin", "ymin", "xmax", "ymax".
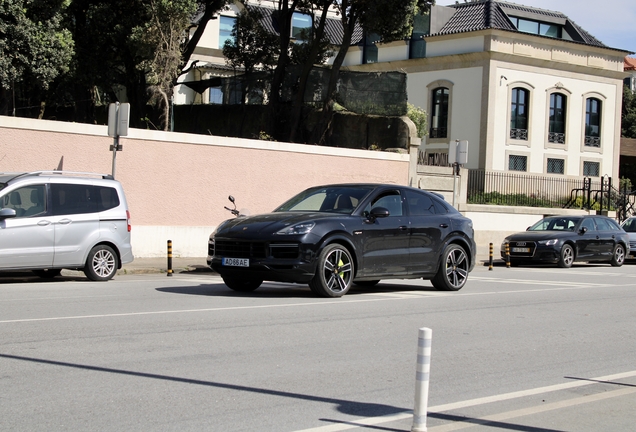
[
  {"xmin": 449, "ymin": 140, "xmax": 468, "ymax": 208},
  {"xmin": 107, "ymin": 102, "xmax": 130, "ymax": 178}
]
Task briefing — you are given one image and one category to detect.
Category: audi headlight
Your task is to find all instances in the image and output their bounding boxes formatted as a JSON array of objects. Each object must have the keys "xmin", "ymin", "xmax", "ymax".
[
  {"xmin": 276, "ymin": 222, "xmax": 315, "ymax": 235},
  {"xmin": 538, "ymin": 239, "xmax": 558, "ymax": 246}
]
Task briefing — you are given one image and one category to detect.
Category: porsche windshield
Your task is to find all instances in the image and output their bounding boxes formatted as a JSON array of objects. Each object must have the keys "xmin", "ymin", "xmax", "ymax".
[{"xmin": 274, "ymin": 186, "xmax": 374, "ymax": 214}]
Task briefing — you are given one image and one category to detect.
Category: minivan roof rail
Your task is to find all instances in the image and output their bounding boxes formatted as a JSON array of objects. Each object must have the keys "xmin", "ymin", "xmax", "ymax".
[{"xmin": 2, "ymin": 171, "xmax": 114, "ymax": 181}]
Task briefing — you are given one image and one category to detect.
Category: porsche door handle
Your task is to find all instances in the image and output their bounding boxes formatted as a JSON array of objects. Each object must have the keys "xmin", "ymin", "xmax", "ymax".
[
  {"xmin": 399, "ymin": 226, "xmax": 408, "ymax": 231},
  {"xmin": 439, "ymin": 224, "xmax": 449, "ymax": 228}
]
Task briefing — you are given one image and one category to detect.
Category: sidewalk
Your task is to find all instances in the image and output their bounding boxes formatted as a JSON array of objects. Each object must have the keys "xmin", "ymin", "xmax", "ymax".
[
  {"xmin": 120, "ymin": 249, "xmax": 498, "ymax": 276},
  {"xmin": 119, "ymin": 257, "xmax": 214, "ymax": 275}
]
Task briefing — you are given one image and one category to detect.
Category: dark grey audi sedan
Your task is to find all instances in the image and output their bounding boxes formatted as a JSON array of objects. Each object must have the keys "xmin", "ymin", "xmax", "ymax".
[
  {"xmin": 208, "ymin": 184, "xmax": 476, "ymax": 297},
  {"xmin": 501, "ymin": 215, "xmax": 629, "ymax": 268}
]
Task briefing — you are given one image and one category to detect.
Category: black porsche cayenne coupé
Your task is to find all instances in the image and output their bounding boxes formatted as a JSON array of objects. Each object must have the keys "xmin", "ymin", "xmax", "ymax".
[{"xmin": 208, "ymin": 184, "xmax": 476, "ymax": 297}]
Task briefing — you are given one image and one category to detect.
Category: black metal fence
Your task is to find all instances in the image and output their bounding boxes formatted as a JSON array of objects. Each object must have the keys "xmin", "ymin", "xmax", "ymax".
[{"xmin": 467, "ymin": 169, "xmax": 607, "ymax": 209}]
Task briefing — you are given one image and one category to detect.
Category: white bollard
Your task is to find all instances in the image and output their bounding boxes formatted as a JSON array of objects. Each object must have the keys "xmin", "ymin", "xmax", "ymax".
[{"xmin": 412, "ymin": 327, "xmax": 432, "ymax": 432}]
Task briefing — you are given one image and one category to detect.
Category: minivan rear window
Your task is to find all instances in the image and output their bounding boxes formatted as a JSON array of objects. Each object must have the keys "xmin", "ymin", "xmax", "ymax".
[{"xmin": 51, "ymin": 184, "xmax": 120, "ymax": 216}]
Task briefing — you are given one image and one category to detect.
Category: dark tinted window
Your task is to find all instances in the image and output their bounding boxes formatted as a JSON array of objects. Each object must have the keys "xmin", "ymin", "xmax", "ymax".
[
  {"xmin": 594, "ymin": 218, "xmax": 608, "ymax": 231},
  {"xmin": 595, "ymin": 217, "xmax": 617, "ymax": 231},
  {"xmin": 405, "ymin": 190, "xmax": 435, "ymax": 216},
  {"xmin": 432, "ymin": 198, "xmax": 450, "ymax": 214},
  {"xmin": 622, "ymin": 218, "xmax": 636, "ymax": 232},
  {"xmin": 580, "ymin": 218, "xmax": 596, "ymax": 232},
  {"xmin": 365, "ymin": 191, "xmax": 403, "ymax": 217},
  {"xmin": 51, "ymin": 184, "xmax": 119, "ymax": 216}
]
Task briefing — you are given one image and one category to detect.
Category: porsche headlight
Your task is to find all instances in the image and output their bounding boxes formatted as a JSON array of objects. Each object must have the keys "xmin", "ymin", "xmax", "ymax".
[{"xmin": 276, "ymin": 222, "xmax": 315, "ymax": 235}]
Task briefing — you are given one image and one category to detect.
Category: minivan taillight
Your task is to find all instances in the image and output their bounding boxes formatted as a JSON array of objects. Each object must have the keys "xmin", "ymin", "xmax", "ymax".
[{"xmin": 126, "ymin": 210, "xmax": 131, "ymax": 232}]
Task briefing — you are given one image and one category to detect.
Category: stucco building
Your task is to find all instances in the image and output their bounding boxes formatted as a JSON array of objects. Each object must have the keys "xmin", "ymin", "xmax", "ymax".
[{"xmin": 175, "ymin": 0, "xmax": 632, "ymax": 180}]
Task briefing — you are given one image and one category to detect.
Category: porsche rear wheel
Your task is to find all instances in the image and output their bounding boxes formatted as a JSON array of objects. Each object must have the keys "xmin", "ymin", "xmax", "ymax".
[{"xmin": 431, "ymin": 244, "xmax": 469, "ymax": 291}]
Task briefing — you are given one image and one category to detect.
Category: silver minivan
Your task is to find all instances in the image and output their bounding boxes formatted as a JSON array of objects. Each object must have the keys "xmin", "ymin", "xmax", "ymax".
[{"xmin": 0, "ymin": 171, "xmax": 133, "ymax": 280}]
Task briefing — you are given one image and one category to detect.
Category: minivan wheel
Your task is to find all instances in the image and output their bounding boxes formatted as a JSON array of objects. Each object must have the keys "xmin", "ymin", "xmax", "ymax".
[
  {"xmin": 84, "ymin": 245, "xmax": 118, "ymax": 281},
  {"xmin": 33, "ymin": 269, "xmax": 62, "ymax": 279},
  {"xmin": 431, "ymin": 244, "xmax": 469, "ymax": 291}
]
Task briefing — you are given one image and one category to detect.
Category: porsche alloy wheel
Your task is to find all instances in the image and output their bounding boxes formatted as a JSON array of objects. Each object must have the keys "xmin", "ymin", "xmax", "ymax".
[
  {"xmin": 309, "ymin": 244, "xmax": 354, "ymax": 298},
  {"xmin": 431, "ymin": 244, "xmax": 469, "ymax": 291}
]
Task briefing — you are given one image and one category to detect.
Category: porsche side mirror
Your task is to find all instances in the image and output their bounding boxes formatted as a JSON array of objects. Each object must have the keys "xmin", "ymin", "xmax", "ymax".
[
  {"xmin": 366, "ymin": 206, "xmax": 390, "ymax": 223},
  {"xmin": 579, "ymin": 226, "xmax": 588, "ymax": 234}
]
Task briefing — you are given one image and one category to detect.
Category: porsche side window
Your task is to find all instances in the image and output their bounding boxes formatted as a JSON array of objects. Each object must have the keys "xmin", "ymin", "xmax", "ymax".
[
  {"xmin": 364, "ymin": 192, "xmax": 402, "ymax": 217},
  {"xmin": 404, "ymin": 190, "xmax": 435, "ymax": 216}
]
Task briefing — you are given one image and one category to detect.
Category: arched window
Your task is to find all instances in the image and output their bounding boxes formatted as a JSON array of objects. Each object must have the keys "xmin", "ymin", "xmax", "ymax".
[
  {"xmin": 510, "ymin": 88, "xmax": 529, "ymax": 140},
  {"xmin": 430, "ymin": 87, "xmax": 449, "ymax": 138},
  {"xmin": 585, "ymin": 97, "xmax": 602, "ymax": 147},
  {"xmin": 548, "ymin": 93, "xmax": 567, "ymax": 143}
]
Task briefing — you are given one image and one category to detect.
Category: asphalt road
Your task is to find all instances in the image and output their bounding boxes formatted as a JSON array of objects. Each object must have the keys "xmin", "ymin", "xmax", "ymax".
[{"xmin": 1, "ymin": 262, "xmax": 635, "ymax": 431}]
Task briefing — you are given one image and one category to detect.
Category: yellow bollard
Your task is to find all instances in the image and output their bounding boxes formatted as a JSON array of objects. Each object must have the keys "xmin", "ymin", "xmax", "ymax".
[
  {"xmin": 489, "ymin": 243, "xmax": 493, "ymax": 271},
  {"xmin": 167, "ymin": 240, "xmax": 173, "ymax": 277},
  {"xmin": 505, "ymin": 242, "xmax": 510, "ymax": 268}
]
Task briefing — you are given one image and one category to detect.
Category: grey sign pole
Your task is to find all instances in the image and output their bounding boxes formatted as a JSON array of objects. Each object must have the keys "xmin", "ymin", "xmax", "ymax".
[{"xmin": 107, "ymin": 102, "xmax": 130, "ymax": 178}]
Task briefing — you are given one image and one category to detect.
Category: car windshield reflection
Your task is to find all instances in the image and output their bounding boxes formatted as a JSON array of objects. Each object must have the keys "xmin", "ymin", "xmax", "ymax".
[
  {"xmin": 529, "ymin": 217, "xmax": 581, "ymax": 231},
  {"xmin": 274, "ymin": 186, "xmax": 374, "ymax": 214},
  {"xmin": 621, "ymin": 218, "xmax": 636, "ymax": 232}
]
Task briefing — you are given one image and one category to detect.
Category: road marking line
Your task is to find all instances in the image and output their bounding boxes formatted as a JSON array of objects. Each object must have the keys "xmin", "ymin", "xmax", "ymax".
[
  {"xmin": 428, "ymin": 387, "xmax": 636, "ymax": 431},
  {"xmin": 1, "ymin": 278, "xmax": 630, "ymax": 324},
  {"xmin": 361, "ymin": 291, "xmax": 452, "ymax": 299},
  {"xmin": 0, "ymin": 298, "xmax": 392, "ymax": 324},
  {"xmin": 470, "ymin": 276, "xmax": 603, "ymax": 288},
  {"xmin": 293, "ymin": 370, "xmax": 636, "ymax": 432}
]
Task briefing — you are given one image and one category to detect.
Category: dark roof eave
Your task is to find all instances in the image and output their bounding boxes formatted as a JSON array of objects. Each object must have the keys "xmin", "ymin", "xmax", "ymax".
[{"xmin": 425, "ymin": 28, "xmax": 633, "ymax": 55}]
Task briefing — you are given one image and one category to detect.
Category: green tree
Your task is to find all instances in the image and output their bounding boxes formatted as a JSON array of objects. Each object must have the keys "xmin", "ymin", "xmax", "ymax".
[
  {"xmin": 623, "ymin": 85, "xmax": 636, "ymax": 138},
  {"xmin": 28, "ymin": 0, "xmax": 228, "ymax": 127},
  {"xmin": 0, "ymin": 0, "xmax": 74, "ymax": 116},
  {"xmin": 133, "ymin": 0, "xmax": 199, "ymax": 130},
  {"xmin": 311, "ymin": 0, "xmax": 435, "ymax": 144},
  {"xmin": 223, "ymin": 7, "xmax": 280, "ymax": 103}
]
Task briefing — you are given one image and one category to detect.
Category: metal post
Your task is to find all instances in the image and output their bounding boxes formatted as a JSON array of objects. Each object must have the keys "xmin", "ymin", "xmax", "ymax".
[
  {"xmin": 452, "ymin": 162, "xmax": 458, "ymax": 208},
  {"xmin": 110, "ymin": 101, "xmax": 120, "ymax": 178},
  {"xmin": 505, "ymin": 242, "xmax": 510, "ymax": 268},
  {"xmin": 489, "ymin": 242, "xmax": 494, "ymax": 270},
  {"xmin": 412, "ymin": 327, "xmax": 432, "ymax": 432},
  {"xmin": 167, "ymin": 240, "xmax": 173, "ymax": 277},
  {"xmin": 111, "ymin": 135, "xmax": 119, "ymax": 179}
]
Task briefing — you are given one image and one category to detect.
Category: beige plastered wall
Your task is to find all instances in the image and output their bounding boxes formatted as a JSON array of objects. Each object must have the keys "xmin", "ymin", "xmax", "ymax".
[
  {"xmin": 0, "ymin": 116, "xmax": 409, "ymax": 257},
  {"xmin": 1, "ymin": 116, "xmax": 595, "ymax": 261}
]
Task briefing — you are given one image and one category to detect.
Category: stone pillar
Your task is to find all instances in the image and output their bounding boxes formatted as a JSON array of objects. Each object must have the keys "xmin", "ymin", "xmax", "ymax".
[{"xmin": 401, "ymin": 116, "xmax": 422, "ymax": 187}]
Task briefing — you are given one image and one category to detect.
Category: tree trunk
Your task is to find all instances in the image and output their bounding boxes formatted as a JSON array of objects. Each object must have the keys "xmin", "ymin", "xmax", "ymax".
[
  {"xmin": 267, "ymin": 0, "xmax": 299, "ymax": 140},
  {"xmin": 288, "ymin": 2, "xmax": 330, "ymax": 143},
  {"xmin": 311, "ymin": 9, "xmax": 356, "ymax": 145},
  {"xmin": 0, "ymin": 86, "xmax": 10, "ymax": 116}
]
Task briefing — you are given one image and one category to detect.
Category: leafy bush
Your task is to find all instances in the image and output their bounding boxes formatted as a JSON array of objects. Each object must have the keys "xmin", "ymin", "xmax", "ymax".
[{"xmin": 407, "ymin": 103, "xmax": 427, "ymax": 138}]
